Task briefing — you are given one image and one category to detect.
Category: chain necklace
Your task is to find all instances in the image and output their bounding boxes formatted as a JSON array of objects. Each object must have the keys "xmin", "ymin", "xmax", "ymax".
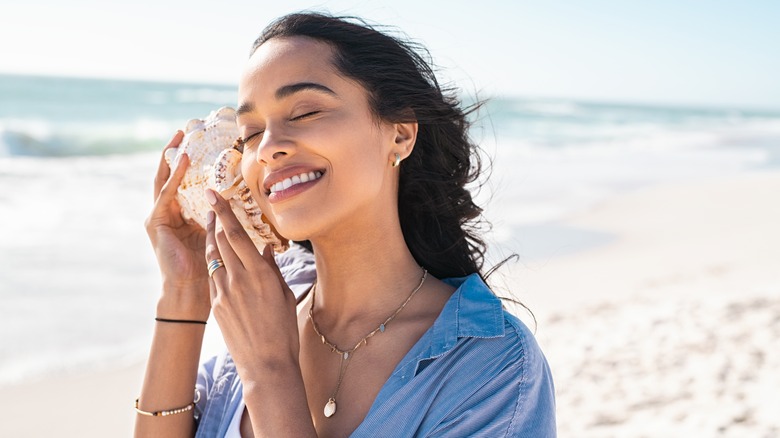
[{"xmin": 308, "ymin": 268, "xmax": 428, "ymax": 418}]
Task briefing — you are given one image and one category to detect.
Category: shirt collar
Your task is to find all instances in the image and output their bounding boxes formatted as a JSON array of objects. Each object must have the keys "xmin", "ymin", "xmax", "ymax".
[{"xmin": 426, "ymin": 273, "xmax": 505, "ymax": 359}]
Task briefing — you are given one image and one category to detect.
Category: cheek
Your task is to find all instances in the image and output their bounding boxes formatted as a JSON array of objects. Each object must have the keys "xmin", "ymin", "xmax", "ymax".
[
  {"xmin": 240, "ymin": 150, "xmax": 271, "ymax": 210},
  {"xmin": 240, "ymin": 151, "xmax": 256, "ymax": 186},
  {"xmin": 330, "ymin": 145, "xmax": 387, "ymax": 203}
]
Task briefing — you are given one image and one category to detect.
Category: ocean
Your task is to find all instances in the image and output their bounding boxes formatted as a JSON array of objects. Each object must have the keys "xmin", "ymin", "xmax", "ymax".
[{"xmin": 1, "ymin": 73, "xmax": 779, "ymax": 386}]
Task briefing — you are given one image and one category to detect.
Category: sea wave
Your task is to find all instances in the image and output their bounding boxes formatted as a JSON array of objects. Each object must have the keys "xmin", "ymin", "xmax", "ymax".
[
  {"xmin": 484, "ymin": 98, "xmax": 780, "ymax": 148},
  {"xmin": 0, "ymin": 118, "xmax": 178, "ymax": 157}
]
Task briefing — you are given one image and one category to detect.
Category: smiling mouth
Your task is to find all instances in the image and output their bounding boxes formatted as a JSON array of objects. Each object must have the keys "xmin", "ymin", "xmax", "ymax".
[{"xmin": 268, "ymin": 170, "xmax": 324, "ymax": 194}]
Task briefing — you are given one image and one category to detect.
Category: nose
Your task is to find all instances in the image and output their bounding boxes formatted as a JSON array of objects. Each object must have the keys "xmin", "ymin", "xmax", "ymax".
[{"xmin": 256, "ymin": 126, "xmax": 293, "ymax": 165}]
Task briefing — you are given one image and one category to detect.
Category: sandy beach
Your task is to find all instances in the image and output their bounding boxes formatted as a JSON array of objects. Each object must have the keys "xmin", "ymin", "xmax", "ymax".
[
  {"xmin": 506, "ymin": 171, "xmax": 780, "ymax": 437},
  {"xmin": 1, "ymin": 170, "xmax": 778, "ymax": 437}
]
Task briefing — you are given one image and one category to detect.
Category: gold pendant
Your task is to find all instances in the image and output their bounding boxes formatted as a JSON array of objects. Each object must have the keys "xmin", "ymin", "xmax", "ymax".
[{"xmin": 324, "ymin": 398, "xmax": 337, "ymax": 417}]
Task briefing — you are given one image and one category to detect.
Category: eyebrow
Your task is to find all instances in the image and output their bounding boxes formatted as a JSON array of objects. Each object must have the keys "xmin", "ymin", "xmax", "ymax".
[
  {"xmin": 236, "ymin": 82, "xmax": 338, "ymax": 117},
  {"xmin": 276, "ymin": 82, "xmax": 337, "ymax": 100}
]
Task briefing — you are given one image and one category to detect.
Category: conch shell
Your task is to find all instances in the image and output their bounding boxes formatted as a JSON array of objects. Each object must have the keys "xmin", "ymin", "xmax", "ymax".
[{"xmin": 164, "ymin": 107, "xmax": 288, "ymax": 252}]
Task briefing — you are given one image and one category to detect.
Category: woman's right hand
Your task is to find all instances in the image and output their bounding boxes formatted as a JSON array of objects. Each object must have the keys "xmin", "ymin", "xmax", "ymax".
[{"xmin": 144, "ymin": 131, "xmax": 210, "ymax": 320}]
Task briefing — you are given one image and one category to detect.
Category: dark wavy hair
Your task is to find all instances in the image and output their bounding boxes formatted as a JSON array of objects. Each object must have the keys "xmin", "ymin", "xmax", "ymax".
[{"xmin": 252, "ymin": 13, "xmax": 489, "ymax": 280}]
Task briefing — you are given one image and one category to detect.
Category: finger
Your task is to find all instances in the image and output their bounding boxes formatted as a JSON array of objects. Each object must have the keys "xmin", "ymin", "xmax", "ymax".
[
  {"xmin": 204, "ymin": 210, "xmax": 226, "ymax": 303},
  {"xmin": 157, "ymin": 152, "xmax": 190, "ymax": 208},
  {"xmin": 214, "ymin": 214, "xmax": 244, "ymax": 272},
  {"xmin": 153, "ymin": 131, "xmax": 184, "ymax": 199},
  {"xmin": 262, "ymin": 244, "xmax": 289, "ymax": 293},
  {"xmin": 206, "ymin": 189, "xmax": 262, "ymax": 264}
]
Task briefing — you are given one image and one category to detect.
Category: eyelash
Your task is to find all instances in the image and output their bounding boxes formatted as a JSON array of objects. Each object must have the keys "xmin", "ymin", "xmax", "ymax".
[
  {"xmin": 292, "ymin": 110, "xmax": 320, "ymax": 121},
  {"xmin": 234, "ymin": 132, "xmax": 260, "ymax": 152},
  {"xmin": 238, "ymin": 111, "xmax": 321, "ymax": 149}
]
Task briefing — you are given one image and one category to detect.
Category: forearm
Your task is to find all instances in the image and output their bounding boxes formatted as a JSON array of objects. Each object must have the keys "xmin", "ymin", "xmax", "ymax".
[
  {"xmin": 134, "ymin": 300, "xmax": 207, "ymax": 438},
  {"xmin": 242, "ymin": 358, "xmax": 317, "ymax": 437}
]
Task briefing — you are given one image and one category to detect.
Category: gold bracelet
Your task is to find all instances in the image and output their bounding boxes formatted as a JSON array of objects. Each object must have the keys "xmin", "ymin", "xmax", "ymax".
[{"xmin": 135, "ymin": 389, "xmax": 200, "ymax": 417}]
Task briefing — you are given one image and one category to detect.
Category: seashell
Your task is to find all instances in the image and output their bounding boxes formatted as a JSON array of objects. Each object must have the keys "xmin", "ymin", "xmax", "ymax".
[
  {"xmin": 164, "ymin": 107, "xmax": 288, "ymax": 253},
  {"xmin": 324, "ymin": 398, "xmax": 337, "ymax": 418}
]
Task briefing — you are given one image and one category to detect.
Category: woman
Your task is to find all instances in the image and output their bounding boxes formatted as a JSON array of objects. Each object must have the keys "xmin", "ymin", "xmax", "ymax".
[{"xmin": 137, "ymin": 12, "xmax": 555, "ymax": 437}]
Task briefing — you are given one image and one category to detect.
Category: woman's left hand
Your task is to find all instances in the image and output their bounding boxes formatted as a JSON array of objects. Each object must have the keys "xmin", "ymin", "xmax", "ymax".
[{"xmin": 203, "ymin": 189, "xmax": 301, "ymax": 377}]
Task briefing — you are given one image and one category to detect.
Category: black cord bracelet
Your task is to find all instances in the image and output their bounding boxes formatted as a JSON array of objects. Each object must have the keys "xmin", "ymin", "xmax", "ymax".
[{"xmin": 155, "ymin": 317, "xmax": 207, "ymax": 325}]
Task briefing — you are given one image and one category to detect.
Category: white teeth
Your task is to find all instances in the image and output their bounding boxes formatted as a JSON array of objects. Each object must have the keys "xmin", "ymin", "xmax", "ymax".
[{"xmin": 269, "ymin": 171, "xmax": 323, "ymax": 194}]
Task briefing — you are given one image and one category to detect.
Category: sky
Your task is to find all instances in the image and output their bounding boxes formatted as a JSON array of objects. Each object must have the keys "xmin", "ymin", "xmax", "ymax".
[{"xmin": 1, "ymin": 0, "xmax": 778, "ymax": 109}]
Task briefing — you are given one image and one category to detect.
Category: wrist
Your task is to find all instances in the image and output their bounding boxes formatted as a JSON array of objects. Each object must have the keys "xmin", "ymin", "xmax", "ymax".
[
  {"xmin": 160, "ymin": 276, "xmax": 210, "ymax": 295},
  {"xmin": 240, "ymin": 363, "xmax": 316, "ymax": 436},
  {"xmin": 156, "ymin": 288, "xmax": 211, "ymax": 322},
  {"xmin": 238, "ymin": 353, "xmax": 300, "ymax": 388}
]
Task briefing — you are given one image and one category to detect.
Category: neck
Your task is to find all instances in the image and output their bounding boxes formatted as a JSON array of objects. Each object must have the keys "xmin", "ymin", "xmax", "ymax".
[{"xmin": 308, "ymin": 214, "xmax": 424, "ymax": 333}]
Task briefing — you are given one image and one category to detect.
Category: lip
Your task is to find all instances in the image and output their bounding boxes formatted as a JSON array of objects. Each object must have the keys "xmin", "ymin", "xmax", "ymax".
[
  {"xmin": 263, "ymin": 166, "xmax": 324, "ymax": 192},
  {"xmin": 263, "ymin": 165, "xmax": 325, "ymax": 204},
  {"xmin": 267, "ymin": 177, "xmax": 321, "ymax": 203}
]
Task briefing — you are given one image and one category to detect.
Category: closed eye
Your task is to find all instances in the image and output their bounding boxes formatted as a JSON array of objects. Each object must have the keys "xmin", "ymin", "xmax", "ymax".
[
  {"xmin": 238, "ymin": 111, "xmax": 319, "ymax": 148},
  {"xmin": 239, "ymin": 131, "xmax": 264, "ymax": 149},
  {"xmin": 291, "ymin": 111, "xmax": 320, "ymax": 121}
]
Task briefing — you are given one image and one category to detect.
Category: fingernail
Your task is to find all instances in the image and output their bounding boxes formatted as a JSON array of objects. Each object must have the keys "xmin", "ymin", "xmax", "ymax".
[
  {"xmin": 205, "ymin": 189, "xmax": 217, "ymax": 205},
  {"xmin": 206, "ymin": 210, "xmax": 215, "ymax": 225}
]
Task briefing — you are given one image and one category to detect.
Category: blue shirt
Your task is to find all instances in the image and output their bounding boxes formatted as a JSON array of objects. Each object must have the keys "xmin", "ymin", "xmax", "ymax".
[{"xmin": 194, "ymin": 270, "xmax": 556, "ymax": 437}]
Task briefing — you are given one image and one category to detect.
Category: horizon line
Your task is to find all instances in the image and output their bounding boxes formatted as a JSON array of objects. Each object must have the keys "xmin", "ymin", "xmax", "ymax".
[{"xmin": 2, "ymin": 70, "xmax": 778, "ymax": 114}]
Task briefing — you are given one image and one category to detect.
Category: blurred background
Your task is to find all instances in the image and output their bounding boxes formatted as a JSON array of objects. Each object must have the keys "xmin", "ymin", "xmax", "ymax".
[{"xmin": 1, "ymin": 1, "xmax": 778, "ymax": 436}]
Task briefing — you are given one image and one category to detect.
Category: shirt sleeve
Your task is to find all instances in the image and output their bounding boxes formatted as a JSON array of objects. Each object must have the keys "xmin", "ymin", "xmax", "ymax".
[{"xmin": 193, "ymin": 353, "xmax": 218, "ymax": 424}]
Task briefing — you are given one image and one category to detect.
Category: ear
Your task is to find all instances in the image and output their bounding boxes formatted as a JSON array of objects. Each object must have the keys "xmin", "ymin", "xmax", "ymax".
[{"xmin": 393, "ymin": 121, "xmax": 418, "ymax": 160}]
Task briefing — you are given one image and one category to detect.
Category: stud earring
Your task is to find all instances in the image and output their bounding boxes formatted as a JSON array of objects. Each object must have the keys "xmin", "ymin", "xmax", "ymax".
[{"xmin": 391, "ymin": 153, "xmax": 401, "ymax": 167}]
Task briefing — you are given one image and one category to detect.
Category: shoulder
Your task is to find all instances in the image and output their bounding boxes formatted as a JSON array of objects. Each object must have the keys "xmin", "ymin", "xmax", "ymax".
[
  {"xmin": 442, "ymin": 292, "xmax": 554, "ymax": 410},
  {"xmin": 503, "ymin": 310, "xmax": 552, "ymax": 391},
  {"xmin": 348, "ymin": 274, "xmax": 557, "ymax": 437},
  {"xmin": 431, "ymin": 274, "xmax": 557, "ymax": 436},
  {"xmin": 501, "ymin": 312, "xmax": 557, "ymax": 434}
]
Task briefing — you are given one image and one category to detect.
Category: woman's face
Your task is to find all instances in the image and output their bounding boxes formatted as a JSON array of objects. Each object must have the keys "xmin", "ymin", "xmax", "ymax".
[{"xmin": 237, "ymin": 37, "xmax": 402, "ymax": 242}]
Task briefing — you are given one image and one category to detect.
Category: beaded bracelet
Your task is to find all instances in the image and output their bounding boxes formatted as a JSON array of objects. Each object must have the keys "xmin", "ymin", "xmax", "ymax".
[{"xmin": 135, "ymin": 389, "xmax": 201, "ymax": 417}]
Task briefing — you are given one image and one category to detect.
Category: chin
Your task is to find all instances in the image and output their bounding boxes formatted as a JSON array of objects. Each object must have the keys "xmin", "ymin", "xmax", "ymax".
[{"xmin": 268, "ymin": 215, "xmax": 315, "ymax": 243}]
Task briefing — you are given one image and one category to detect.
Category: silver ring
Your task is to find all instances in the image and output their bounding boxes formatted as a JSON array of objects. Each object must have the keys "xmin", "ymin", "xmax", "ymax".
[{"xmin": 207, "ymin": 258, "xmax": 225, "ymax": 277}]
